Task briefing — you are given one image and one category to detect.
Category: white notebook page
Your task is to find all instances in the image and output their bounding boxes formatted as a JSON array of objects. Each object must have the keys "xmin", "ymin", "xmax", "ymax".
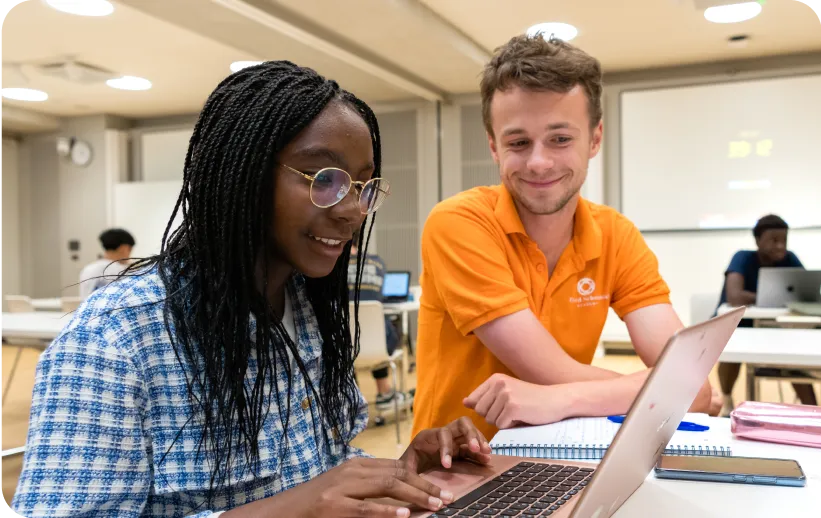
[{"xmin": 490, "ymin": 413, "xmax": 730, "ymax": 450}]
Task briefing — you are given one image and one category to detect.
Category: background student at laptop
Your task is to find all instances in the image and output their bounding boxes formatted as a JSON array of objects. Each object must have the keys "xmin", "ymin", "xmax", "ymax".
[
  {"xmin": 715, "ymin": 214, "xmax": 817, "ymax": 411},
  {"xmin": 348, "ymin": 233, "xmax": 411, "ymax": 410}
]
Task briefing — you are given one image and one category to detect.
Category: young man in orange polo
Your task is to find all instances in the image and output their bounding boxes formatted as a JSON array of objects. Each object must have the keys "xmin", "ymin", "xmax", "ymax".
[{"xmin": 412, "ymin": 34, "xmax": 720, "ymax": 440}]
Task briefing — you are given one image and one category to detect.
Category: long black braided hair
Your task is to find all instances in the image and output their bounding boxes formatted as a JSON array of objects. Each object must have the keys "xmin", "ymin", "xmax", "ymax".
[{"xmin": 126, "ymin": 61, "xmax": 381, "ymax": 500}]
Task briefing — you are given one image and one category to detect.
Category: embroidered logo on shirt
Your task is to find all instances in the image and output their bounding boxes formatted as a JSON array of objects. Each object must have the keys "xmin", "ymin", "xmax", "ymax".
[
  {"xmin": 577, "ymin": 278, "xmax": 596, "ymax": 296},
  {"xmin": 570, "ymin": 277, "xmax": 610, "ymax": 308}
]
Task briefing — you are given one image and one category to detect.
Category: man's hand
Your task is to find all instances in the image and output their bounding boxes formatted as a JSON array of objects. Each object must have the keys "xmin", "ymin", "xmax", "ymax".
[
  {"xmin": 689, "ymin": 382, "xmax": 721, "ymax": 416},
  {"xmin": 463, "ymin": 373, "xmax": 568, "ymax": 429},
  {"xmin": 402, "ymin": 416, "xmax": 492, "ymax": 474},
  {"xmin": 708, "ymin": 385, "xmax": 723, "ymax": 416}
]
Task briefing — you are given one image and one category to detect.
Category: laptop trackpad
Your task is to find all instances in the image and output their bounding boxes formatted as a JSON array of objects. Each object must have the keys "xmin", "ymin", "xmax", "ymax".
[{"xmin": 423, "ymin": 467, "xmax": 488, "ymax": 492}]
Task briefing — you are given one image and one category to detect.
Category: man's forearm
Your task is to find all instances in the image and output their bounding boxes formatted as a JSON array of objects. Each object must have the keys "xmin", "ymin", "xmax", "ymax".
[
  {"xmin": 557, "ymin": 370, "xmax": 651, "ymax": 420},
  {"xmin": 555, "ymin": 372, "xmax": 714, "ymax": 421},
  {"xmin": 475, "ymin": 309, "xmax": 626, "ymax": 385},
  {"xmin": 727, "ymin": 290, "xmax": 756, "ymax": 306},
  {"xmin": 730, "ymin": 290, "xmax": 756, "ymax": 306}
]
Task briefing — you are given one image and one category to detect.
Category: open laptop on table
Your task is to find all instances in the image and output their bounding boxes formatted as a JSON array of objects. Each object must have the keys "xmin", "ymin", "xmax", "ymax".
[
  {"xmin": 383, "ymin": 271, "xmax": 411, "ymax": 303},
  {"xmin": 408, "ymin": 306, "xmax": 745, "ymax": 518},
  {"xmin": 757, "ymin": 268, "xmax": 821, "ymax": 308}
]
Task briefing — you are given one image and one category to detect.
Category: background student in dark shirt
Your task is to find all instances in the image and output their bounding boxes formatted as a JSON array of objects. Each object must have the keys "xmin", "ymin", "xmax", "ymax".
[
  {"xmin": 717, "ymin": 214, "xmax": 815, "ymax": 413},
  {"xmin": 347, "ymin": 235, "xmax": 406, "ymax": 411}
]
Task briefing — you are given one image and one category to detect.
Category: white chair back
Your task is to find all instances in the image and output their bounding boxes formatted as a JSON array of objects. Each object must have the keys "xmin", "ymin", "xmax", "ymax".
[
  {"xmin": 61, "ymin": 297, "xmax": 83, "ymax": 313},
  {"xmin": 690, "ymin": 293, "xmax": 720, "ymax": 325},
  {"xmin": 350, "ymin": 301, "xmax": 389, "ymax": 367},
  {"xmin": 6, "ymin": 296, "xmax": 34, "ymax": 313}
]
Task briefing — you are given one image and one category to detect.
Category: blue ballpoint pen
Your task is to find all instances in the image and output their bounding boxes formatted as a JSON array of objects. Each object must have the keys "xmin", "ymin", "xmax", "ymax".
[{"xmin": 607, "ymin": 415, "xmax": 709, "ymax": 432}]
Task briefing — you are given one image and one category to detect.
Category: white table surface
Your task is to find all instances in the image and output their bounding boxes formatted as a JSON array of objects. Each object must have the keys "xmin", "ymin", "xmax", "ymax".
[
  {"xmin": 30, "ymin": 298, "xmax": 62, "ymax": 311},
  {"xmin": 777, "ymin": 315, "xmax": 821, "ymax": 325},
  {"xmin": 2, "ymin": 311, "xmax": 71, "ymax": 340},
  {"xmin": 382, "ymin": 299, "xmax": 420, "ymax": 315},
  {"xmin": 615, "ymin": 415, "xmax": 821, "ymax": 517},
  {"xmin": 719, "ymin": 327, "xmax": 821, "ymax": 367},
  {"xmin": 717, "ymin": 304, "xmax": 792, "ymax": 320}
]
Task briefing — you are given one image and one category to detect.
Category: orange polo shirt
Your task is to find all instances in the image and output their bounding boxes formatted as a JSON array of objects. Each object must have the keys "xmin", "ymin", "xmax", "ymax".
[{"xmin": 411, "ymin": 185, "xmax": 670, "ymax": 440}]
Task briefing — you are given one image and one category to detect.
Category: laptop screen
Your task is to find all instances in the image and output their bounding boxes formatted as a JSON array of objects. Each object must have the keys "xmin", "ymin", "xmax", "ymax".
[{"xmin": 382, "ymin": 272, "xmax": 410, "ymax": 298}]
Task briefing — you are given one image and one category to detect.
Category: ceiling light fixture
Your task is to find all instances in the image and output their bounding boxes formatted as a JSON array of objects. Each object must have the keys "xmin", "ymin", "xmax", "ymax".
[
  {"xmin": 1, "ymin": 88, "xmax": 49, "ymax": 102},
  {"xmin": 704, "ymin": 2, "xmax": 762, "ymax": 23},
  {"xmin": 106, "ymin": 76, "xmax": 152, "ymax": 91},
  {"xmin": 526, "ymin": 22, "xmax": 578, "ymax": 42},
  {"xmin": 230, "ymin": 60, "xmax": 264, "ymax": 73},
  {"xmin": 46, "ymin": 0, "xmax": 114, "ymax": 17}
]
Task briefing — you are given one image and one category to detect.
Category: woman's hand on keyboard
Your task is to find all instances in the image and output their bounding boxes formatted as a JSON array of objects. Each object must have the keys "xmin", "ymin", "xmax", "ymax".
[
  {"xmin": 272, "ymin": 457, "xmax": 455, "ymax": 517},
  {"xmin": 401, "ymin": 416, "xmax": 493, "ymax": 474}
]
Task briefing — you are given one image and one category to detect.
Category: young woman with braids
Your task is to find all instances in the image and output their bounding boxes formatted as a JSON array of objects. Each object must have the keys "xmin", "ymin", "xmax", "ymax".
[{"xmin": 13, "ymin": 61, "xmax": 491, "ymax": 518}]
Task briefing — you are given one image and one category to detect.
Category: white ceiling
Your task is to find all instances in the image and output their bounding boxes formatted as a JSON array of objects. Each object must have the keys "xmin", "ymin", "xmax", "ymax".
[{"xmin": 3, "ymin": 0, "xmax": 821, "ymax": 133}]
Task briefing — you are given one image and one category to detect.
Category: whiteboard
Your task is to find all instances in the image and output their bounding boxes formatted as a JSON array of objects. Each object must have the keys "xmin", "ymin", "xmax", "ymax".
[
  {"xmin": 141, "ymin": 129, "xmax": 191, "ymax": 182},
  {"xmin": 621, "ymin": 74, "xmax": 821, "ymax": 231},
  {"xmin": 114, "ymin": 181, "xmax": 183, "ymax": 259}
]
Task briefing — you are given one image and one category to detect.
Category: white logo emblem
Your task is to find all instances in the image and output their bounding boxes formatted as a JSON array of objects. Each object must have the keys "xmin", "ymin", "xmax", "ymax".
[{"xmin": 577, "ymin": 278, "xmax": 596, "ymax": 296}]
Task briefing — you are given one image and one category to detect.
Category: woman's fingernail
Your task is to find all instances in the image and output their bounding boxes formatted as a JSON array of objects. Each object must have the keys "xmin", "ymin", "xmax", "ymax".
[
  {"xmin": 443, "ymin": 454, "xmax": 452, "ymax": 467},
  {"xmin": 428, "ymin": 496, "xmax": 442, "ymax": 509},
  {"xmin": 441, "ymin": 490, "xmax": 454, "ymax": 503},
  {"xmin": 470, "ymin": 438, "xmax": 480, "ymax": 450},
  {"xmin": 396, "ymin": 508, "xmax": 410, "ymax": 517}
]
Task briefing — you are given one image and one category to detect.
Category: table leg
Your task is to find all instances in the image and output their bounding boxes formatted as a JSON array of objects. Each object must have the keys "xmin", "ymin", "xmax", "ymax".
[
  {"xmin": 746, "ymin": 363, "xmax": 757, "ymax": 402},
  {"xmin": 2, "ymin": 345, "xmax": 24, "ymax": 405}
]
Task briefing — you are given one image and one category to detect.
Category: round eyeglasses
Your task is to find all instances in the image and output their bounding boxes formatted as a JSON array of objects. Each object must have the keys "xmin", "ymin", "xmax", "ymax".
[{"xmin": 281, "ymin": 164, "xmax": 390, "ymax": 214}]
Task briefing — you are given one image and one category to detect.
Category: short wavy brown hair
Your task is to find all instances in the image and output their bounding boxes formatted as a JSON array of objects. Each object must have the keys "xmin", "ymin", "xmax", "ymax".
[{"xmin": 481, "ymin": 34, "xmax": 603, "ymax": 136}]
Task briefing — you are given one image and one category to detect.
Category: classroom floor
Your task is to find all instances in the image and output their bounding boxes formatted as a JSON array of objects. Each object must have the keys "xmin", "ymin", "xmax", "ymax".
[{"xmin": 0, "ymin": 342, "xmax": 806, "ymax": 506}]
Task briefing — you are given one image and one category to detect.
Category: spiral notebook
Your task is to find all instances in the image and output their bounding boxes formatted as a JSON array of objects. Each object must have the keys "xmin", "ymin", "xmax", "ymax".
[{"xmin": 490, "ymin": 414, "xmax": 732, "ymax": 460}]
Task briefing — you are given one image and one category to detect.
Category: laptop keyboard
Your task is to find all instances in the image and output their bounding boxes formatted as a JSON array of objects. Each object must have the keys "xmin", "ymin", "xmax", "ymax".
[{"xmin": 429, "ymin": 462, "xmax": 595, "ymax": 517}]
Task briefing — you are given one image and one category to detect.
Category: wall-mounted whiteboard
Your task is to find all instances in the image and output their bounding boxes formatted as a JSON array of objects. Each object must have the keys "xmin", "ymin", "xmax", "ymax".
[
  {"xmin": 114, "ymin": 181, "xmax": 183, "ymax": 259},
  {"xmin": 621, "ymin": 74, "xmax": 821, "ymax": 231},
  {"xmin": 141, "ymin": 129, "xmax": 192, "ymax": 182}
]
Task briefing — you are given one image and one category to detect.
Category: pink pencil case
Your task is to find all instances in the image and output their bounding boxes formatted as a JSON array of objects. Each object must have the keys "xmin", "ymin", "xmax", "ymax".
[{"xmin": 730, "ymin": 401, "xmax": 821, "ymax": 448}]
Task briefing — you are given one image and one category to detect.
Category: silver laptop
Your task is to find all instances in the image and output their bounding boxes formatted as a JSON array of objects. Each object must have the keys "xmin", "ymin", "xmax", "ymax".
[
  {"xmin": 404, "ymin": 307, "xmax": 745, "ymax": 518},
  {"xmin": 757, "ymin": 268, "xmax": 821, "ymax": 308}
]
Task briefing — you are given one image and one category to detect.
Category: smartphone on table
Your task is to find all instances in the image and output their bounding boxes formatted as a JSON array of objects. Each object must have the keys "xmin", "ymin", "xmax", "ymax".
[{"xmin": 654, "ymin": 455, "xmax": 806, "ymax": 487}]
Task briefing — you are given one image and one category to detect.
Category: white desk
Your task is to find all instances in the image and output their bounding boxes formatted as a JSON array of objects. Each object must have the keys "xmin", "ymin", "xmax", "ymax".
[
  {"xmin": 720, "ymin": 328, "xmax": 821, "ymax": 401},
  {"xmin": 382, "ymin": 300, "xmax": 420, "ymax": 315},
  {"xmin": 2, "ymin": 311, "xmax": 70, "ymax": 340},
  {"xmin": 777, "ymin": 315, "xmax": 821, "ymax": 326},
  {"xmin": 383, "ymin": 299, "xmax": 420, "ymax": 352},
  {"xmin": 717, "ymin": 304, "xmax": 792, "ymax": 320},
  {"xmin": 31, "ymin": 298, "xmax": 62, "ymax": 312},
  {"xmin": 1, "ymin": 311, "xmax": 71, "ymax": 431},
  {"xmin": 615, "ymin": 416, "xmax": 821, "ymax": 517}
]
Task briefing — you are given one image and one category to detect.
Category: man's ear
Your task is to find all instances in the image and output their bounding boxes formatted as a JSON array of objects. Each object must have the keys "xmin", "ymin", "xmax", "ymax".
[
  {"xmin": 589, "ymin": 119, "xmax": 604, "ymax": 159},
  {"xmin": 487, "ymin": 132, "xmax": 500, "ymax": 165}
]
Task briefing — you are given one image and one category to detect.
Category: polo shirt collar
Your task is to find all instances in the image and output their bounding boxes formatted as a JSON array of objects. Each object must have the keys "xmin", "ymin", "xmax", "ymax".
[{"xmin": 494, "ymin": 185, "xmax": 602, "ymax": 262}]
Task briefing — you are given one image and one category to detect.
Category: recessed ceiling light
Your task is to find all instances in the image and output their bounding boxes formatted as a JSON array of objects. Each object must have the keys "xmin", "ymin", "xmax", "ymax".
[
  {"xmin": 106, "ymin": 76, "xmax": 152, "ymax": 91},
  {"xmin": 526, "ymin": 22, "xmax": 578, "ymax": 42},
  {"xmin": 2, "ymin": 88, "xmax": 49, "ymax": 102},
  {"xmin": 704, "ymin": 2, "xmax": 762, "ymax": 23},
  {"xmin": 46, "ymin": 0, "xmax": 114, "ymax": 17},
  {"xmin": 230, "ymin": 61, "xmax": 264, "ymax": 73}
]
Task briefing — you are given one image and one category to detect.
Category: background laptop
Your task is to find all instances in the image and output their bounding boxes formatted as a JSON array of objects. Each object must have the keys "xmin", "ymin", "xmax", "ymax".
[
  {"xmin": 382, "ymin": 271, "xmax": 411, "ymax": 302},
  {"xmin": 757, "ymin": 268, "xmax": 821, "ymax": 308},
  {"xmin": 409, "ymin": 307, "xmax": 745, "ymax": 518}
]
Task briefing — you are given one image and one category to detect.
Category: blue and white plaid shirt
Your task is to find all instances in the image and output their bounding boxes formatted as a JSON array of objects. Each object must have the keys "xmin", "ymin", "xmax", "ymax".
[{"xmin": 12, "ymin": 270, "xmax": 369, "ymax": 517}]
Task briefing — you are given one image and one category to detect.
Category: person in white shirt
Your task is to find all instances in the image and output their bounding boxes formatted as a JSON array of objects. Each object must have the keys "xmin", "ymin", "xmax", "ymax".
[{"xmin": 78, "ymin": 228, "xmax": 135, "ymax": 299}]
